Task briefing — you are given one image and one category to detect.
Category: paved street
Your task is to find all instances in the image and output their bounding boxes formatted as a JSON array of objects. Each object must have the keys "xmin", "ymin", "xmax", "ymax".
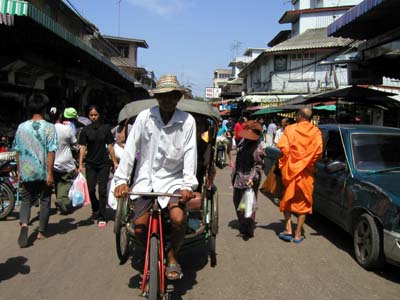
[{"xmin": 0, "ymin": 165, "xmax": 399, "ymax": 300}]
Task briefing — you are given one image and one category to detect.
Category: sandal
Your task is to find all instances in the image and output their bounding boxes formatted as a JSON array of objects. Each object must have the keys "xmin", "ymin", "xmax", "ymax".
[
  {"xmin": 97, "ymin": 221, "xmax": 107, "ymax": 228},
  {"xmin": 165, "ymin": 263, "xmax": 183, "ymax": 280},
  {"xmin": 278, "ymin": 231, "xmax": 293, "ymax": 242}
]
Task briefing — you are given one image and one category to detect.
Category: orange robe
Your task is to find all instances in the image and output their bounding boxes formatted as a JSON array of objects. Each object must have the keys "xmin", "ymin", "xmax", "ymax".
[{"xmin": 277, "ymin": 121, "xmax": 323, "ymax": 214}]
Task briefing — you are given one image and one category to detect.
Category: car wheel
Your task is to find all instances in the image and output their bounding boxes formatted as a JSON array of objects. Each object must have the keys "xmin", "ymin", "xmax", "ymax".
[{"xmin": 353, "ymin": 213, "xmax": 384, "ymax": 270}]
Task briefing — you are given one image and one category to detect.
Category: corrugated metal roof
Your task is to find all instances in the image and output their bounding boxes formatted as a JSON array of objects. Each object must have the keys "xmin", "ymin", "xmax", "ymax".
[{"xmin": 265, "ymin": 28, "xmax": 353, "ymax": 53}]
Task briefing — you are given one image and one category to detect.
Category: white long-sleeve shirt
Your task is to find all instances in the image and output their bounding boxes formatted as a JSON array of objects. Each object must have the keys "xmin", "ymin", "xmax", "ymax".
[{"xmin": 113, "ymin": 106, "xmax": 198, "ymax": 208}]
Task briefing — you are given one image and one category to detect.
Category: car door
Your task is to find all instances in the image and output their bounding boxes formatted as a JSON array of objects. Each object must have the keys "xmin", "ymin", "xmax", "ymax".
[{"xmin": 313, "ymin": 129, "xmax": 349, "ymax": 228}]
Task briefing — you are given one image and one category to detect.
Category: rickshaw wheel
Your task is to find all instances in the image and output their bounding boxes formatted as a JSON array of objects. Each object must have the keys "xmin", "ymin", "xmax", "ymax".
[
  {"xmin": 208, "ymin": 235, "xmax": 217, "ymax": 267},
  {"xmin": 116, "ymin": 227, "xmax": 131, "ymax": 264},
  {"xmin": 211, "ymin": 190, "xmax": 219, "ymax": 236},
  {"xmin": 114, "ymin": 197, "xmax": 131, "ymax": 264}
]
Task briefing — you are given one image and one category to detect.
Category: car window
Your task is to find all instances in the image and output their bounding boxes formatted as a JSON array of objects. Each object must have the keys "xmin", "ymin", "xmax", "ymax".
[
  {"xmin": 324, "ymin": 131, "xmax": 345, "ymax": 162},
  {"xmin": 351, "ymin": 133, "xmax": 400, "ymax": 171}
]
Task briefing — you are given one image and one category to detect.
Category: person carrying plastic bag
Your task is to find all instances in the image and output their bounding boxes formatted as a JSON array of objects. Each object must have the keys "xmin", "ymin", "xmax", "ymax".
[{"xmin": 231, "ymin": 120, "xmax": 264, "ymax": 240}]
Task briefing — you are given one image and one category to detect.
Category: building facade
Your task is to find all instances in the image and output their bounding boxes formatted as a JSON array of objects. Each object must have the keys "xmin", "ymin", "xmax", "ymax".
[{"xmin": 0, "ymin": 0, "xmax": 149, "ymax": 135}]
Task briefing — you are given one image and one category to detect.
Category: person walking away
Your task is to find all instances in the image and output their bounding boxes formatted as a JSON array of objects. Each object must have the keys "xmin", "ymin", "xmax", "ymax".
[
  {"xmin": 274, "ymin": 118, "xmax": 289, "ymax": 146},
  {"xmin": 232, "ymin": 120, "xmax": 264, "ymax": 240},
  {"xmin": 265, "ymin": 118, "xmax": 277, "ymax": 147},
  {"xmin": 78, "ymin": 105, "xmax": 118, "ymax": 228},
  {"xmin": 49, "ymin": 107, "xmax": 79, "ymax": 215},
  {"xmin": 13, "ymin": 93, "xmax": 58, "ymax": 247},
  {"xmin": 114, "ymin": 74, "xmax": 197, "ymax": 280},
  {"xmin": 0, "ymin": 135, "xmax": 9, "ymax": 152},
  {"xmin": 233, "ymin": 117, "xmax": 247, "ymax": 148},
  {"xmin": 277, "ymin": 108, "xmax": 323, "ymax": 243},
  {"xmin": 225, "ymin": 117, "xmax": 234, "ymax": 132}
]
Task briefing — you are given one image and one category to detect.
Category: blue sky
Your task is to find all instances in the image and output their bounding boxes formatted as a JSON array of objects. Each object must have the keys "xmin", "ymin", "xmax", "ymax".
[{"xmin": 69, "ymin": 0, "xmax": 293, "ymax": 97}]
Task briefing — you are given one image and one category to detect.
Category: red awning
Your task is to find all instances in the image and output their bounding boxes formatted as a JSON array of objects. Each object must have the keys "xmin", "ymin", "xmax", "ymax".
[
  {"xmin": 219, "ymin": 110, "xmax": 231, "ymax": 115},
  {"xmin": 0, "ymin": 14, "xmax": 14, "ymax": 26}
]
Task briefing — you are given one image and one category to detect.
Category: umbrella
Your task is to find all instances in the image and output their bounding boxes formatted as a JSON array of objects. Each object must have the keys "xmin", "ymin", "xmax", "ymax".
[
  {"xmin": 77, "ymin": 116, "xmax": 92, "ymax": 126},
  {"xmin": 252, "ymin": 108, "xmax": 283, "ymax": 116},
  {"xmin": 312, "ymin": 105, "xmax": 336, "ymax": 111}
]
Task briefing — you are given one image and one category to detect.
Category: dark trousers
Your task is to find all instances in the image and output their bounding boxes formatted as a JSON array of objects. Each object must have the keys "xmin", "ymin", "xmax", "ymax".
[
  {"xmin": 85, "ymin": 163, "xmax": 110, "ymax": 221},
  {"xmin": 53, "ymin": 169, "xmax": 77, "ymax": 209},
  {"xmin": 19, "ymin": 181, "xmax": 53, "ymax": 233}
]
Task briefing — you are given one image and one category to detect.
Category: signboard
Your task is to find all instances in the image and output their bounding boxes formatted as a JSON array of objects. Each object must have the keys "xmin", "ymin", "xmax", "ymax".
[{"xmin": 205, "ymin": 87, "xmax": 221, "ymax": 99}]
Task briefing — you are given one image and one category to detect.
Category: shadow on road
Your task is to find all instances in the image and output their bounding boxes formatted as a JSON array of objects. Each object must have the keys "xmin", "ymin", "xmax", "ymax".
[
  {"xmin": 307, "ymin": 213, "xmax": 400, "ymax": 283},
  {"xmin": 45, "ymin": 218, "xmax": 78, "ymax": 237},
  {"xmin": 128, "ymin": 242, "xmax": 210, "ymax": 299},
  {"xmin": 256, "ymin": 220, "xmax": 286, "ymax": 236},
  {"xmin": 0, "ymin": 256, "xmax": 30, "ymax": 282}
]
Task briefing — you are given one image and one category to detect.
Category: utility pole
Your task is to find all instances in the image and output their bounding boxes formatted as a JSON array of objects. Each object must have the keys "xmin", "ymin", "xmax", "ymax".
[{"xmin": 117, "ymin": 0, "xmax": 122, "ymax": 36}]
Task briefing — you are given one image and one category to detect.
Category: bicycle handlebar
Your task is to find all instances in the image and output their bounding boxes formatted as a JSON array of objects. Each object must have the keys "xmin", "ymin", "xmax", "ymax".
[{"xmin": 123, "ymin": 191, "xmax": 183, "ymax": 198}]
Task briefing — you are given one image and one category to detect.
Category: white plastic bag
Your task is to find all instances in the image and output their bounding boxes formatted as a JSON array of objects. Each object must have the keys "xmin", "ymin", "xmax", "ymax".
[
  {"xmin": 68, "ymin": 172, "xmax": 90, "ymax": 207},
  {"xmin": 107, "ymin": 175, "xmax": 118, "ymax": 210},
  {"xmin": 237, "ymin": 188, "xmax": 256, "ymax": 218}
]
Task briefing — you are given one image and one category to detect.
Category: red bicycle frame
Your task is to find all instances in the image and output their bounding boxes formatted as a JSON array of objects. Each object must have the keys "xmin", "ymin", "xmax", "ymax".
[
  {"xmin": 126, "ymin": 191, "xmax": 182, "ymax": 298},
  {"xmin": 141, "ymin": 200, "xmax": 166, "ymax": 295}
]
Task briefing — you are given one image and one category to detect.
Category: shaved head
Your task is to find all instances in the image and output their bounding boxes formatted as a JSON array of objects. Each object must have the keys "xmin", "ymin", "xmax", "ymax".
[{"xmin": 297, "ymin": 108, "xmax": 312, "ymax": 122}]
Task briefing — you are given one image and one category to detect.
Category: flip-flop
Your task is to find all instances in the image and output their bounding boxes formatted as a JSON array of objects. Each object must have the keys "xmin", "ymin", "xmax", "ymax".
[
  {"xmin": 278, "ymin": 232, "xmax": 293, "ymax": 242},
  {"xmin": 165, "ymin": 263, "xmax": 183, "ymax": 280},
  {"xmin": 293, "ymin": 236, "xmax": 305, "ymax": 244},
  {"xmin": 98, "ymin": 221, "xmax": 107, "ymax": 228}
]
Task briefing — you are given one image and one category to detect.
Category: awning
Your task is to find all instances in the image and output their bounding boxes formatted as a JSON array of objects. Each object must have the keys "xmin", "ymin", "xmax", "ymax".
[
  {"xmin": 239, "ymin": 94, "xmax": 300, "ymax": 104},
  {"xmin": 302, "ymin": 86, "xmax": 400, "ymax": 108},
  {"xmin": 327, "ymin": 0, "xmax": 400, "ymax": 39},
  {"xmin": 304, "ymin": 86, "xmax": 395, "ymax": 101}
]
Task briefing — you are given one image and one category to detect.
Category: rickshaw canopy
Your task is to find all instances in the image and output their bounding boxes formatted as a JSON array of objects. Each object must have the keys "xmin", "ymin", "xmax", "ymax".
[{"xmin": 118, "ymin": 98, "xmax": 220, "ymax": 123}]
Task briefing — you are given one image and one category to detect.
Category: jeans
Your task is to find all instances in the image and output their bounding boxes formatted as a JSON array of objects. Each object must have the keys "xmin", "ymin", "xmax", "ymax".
[
  {"xmin": 19, "ymin": 181, "xmax": 53, "ymax": 233},
  {"xmin": 85, "ymin": 162, "xmax": 111, "ymax": 221}
]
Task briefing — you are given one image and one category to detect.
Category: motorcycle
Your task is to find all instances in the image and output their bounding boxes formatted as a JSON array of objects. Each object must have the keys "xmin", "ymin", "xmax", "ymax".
[
  {"xmin": 216, "ymin": 139, "xmax": 226, "ymax": 169},
  {"xmin": 0, "ymin": 152, "xmax": 19, "ymax": 220}
]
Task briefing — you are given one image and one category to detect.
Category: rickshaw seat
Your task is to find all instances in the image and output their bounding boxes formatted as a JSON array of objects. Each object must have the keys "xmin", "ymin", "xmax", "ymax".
[{"xmin": 185, "ymin": 192, "xmax": 202, "ymax": 212}]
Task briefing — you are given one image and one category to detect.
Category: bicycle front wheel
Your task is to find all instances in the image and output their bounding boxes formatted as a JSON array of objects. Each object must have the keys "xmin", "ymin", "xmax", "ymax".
[
  {"xmin": 149, "ymin": 235, "xmax": 159, "ymax": 300},
  {"xmin": 0, "ymin": 182, "xmax": 15, "ymax": 220}
]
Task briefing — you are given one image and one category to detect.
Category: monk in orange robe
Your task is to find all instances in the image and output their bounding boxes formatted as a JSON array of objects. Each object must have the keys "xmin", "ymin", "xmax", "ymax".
[{"xmin": 277, "ymin": 108, "xmax": 323, "ymax": 243}]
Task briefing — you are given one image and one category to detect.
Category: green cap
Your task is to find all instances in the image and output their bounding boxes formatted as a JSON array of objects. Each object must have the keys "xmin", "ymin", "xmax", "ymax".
[{"xmin": 64, "ymin": 107, "xmax": 78, "ymax": 119}]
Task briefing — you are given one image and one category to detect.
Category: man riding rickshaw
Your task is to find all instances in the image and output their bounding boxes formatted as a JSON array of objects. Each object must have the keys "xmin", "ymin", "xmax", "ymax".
[{"xmin": 113, "ymin": 74, "xmax": 219, "ymax": 299}]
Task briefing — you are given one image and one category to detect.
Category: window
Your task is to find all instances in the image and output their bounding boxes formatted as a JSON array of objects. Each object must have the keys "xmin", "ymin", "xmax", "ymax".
[
  {"xmin": 117, "ymin": 45, "xmax": 129, "ymax": 58},
  {"xmin": 291, "ymin": 53, "xmax": 315, "ymax": 60},
  {"xmin": 324, "ymin": 131, "xmax": 345, "ymax": 162}
]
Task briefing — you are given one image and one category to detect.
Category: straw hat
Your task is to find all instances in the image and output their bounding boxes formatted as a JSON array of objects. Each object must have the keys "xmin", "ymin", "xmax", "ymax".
[
  {"xmin": 152, "ymin": 74, "xmax": 185, "ymax": 95},
  {"xmin": 239, "ymin": 120, "xmax": 262, "ymax": 141}
]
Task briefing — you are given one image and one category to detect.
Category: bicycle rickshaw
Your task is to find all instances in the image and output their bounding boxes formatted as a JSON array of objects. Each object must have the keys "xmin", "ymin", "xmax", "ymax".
[{"xmin": 113, "ymin": 99, "xmax": 220, "ymax": 299}]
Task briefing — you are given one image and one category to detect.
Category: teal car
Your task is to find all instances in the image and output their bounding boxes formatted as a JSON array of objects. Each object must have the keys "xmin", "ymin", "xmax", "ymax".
[{"xmin": 313, "ymin": 124, "xmax": 400, "ymax": 270}]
